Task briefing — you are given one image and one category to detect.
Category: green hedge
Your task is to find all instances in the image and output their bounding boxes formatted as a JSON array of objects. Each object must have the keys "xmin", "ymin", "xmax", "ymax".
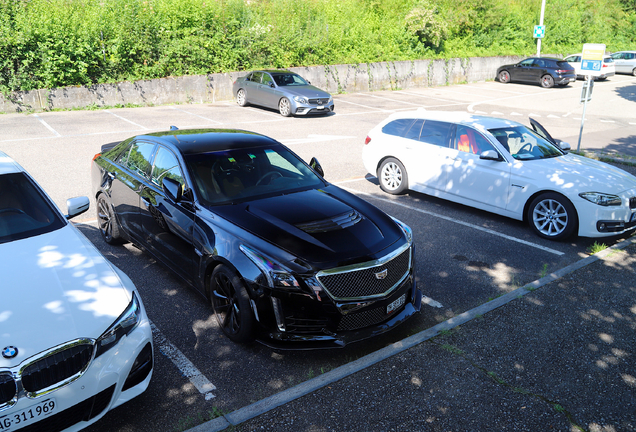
[{"xmin": 1, "ymin": 0, "xmax": 634, "ymax": 93}]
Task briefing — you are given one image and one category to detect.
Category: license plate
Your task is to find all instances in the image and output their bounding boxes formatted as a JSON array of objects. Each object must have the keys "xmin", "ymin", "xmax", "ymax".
[
  {"xmin": 316, "ymin": 105, "xmax": 324, "ymax": 110},
  {"xmin": 0, "ymin": 399, "xmax": 56, "ymax": 431},
  {"xmin": 387, "ymin": 294, "xmax": 406, "ymax": 315}
]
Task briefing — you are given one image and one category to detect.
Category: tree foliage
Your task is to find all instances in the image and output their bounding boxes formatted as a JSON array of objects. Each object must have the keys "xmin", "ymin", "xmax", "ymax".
[{"xmin": 1, "ymin": 0, "xmax": 635, "ymax": 92}]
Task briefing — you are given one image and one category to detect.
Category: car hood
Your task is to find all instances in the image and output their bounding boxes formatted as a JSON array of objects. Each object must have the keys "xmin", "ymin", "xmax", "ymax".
[
  {"xmin": 514, "ymin": 153, "xmax": 636, "ymax": 194},
  {"xmin": 211, "ymin": 186, "xmax": 403, "ymax": 266},
  {"xmin": 0, "ymin": 224, "xmax": 131, "ymax": 368},
  {"xmin": 282, "ymin": 85, "xmax": 331, "ymax": 100}
]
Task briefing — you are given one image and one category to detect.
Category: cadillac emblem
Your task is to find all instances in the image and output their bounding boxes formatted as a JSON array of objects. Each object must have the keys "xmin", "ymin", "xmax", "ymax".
[
  {"xmin": 375, "ymin": 269, "xmax": 388, "ymax": 280},
  {"xmin": 2, "ymin": 346, "xmax": 18, "ymax": 359}
]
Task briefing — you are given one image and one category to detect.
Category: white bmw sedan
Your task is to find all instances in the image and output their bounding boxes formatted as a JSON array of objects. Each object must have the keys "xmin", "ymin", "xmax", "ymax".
[
  {"xmin": 362, "ymin": 111, "xmax": 636, "ymax": 241},
  {"xmin": 0, "ymin": 151, "xmax": 153, "ymax": 431}
]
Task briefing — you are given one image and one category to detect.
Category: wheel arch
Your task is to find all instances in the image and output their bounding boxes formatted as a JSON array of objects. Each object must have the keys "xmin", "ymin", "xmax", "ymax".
[{"xmin": 522, "ymin": 190, "xmax": 580, "ymax": 230}]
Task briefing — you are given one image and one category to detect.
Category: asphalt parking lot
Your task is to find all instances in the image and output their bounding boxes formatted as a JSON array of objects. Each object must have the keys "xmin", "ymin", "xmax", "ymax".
[{"xmin": 1, "ymin": 75, "xmax": 636, "ymax": 431}]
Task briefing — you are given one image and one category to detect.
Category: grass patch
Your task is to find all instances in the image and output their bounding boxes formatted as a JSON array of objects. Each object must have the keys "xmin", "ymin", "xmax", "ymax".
[
  {"xmin": 174, "ymin": 408, "xmax": 227, "ymax": 432},
  {"xmin": 587, "ymin": 241, "xmax": 607, "ymax": 255}
]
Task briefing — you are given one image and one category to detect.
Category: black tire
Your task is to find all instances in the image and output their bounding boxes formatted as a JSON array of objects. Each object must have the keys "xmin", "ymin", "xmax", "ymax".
[
  {"xmin": 377, "ymin": 157, "xmax": 408, "ymax": 195},
  {"xmin": 632, "ymin": 68, "xmax": 636, "ymax": 77},
  {"xmin": 97, "ymin": 194, "xmax": 126, "ymax": 245},
  {"xmin": 236, "ymin": 88, "xmax": 248, "ymax": 107},
  {"xmin": 527, "ymin": 192, "xmax": 577, "ymax": 241},
  {"xmin": 540, "ymin": 74, "xmax": 555, "ymax": 88},
  {"xmin": 210, "ymin": 265, "xmax": 255, "ymax": 343},
  {"xmin": 498, "ymin": 70, "xmax": 510, "ymax": 83},
  {"xmin": 278, "ymin": 97, "xmax": 292, "ymax": 117}
]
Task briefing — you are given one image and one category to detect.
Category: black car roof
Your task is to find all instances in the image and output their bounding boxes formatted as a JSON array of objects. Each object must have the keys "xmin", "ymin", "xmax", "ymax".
[{"xmin": 138, "ymin": 128, "xmax": 281, "ymax": 155}]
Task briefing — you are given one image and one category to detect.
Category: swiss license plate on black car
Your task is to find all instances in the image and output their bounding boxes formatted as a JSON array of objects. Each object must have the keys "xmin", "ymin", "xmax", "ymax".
[
  {"xmin": 0, "ymin": 398, "xmax": 56, "ymax": 431},
  {"xmin": 387, "ymin": 294, "xmax": 406, "ymax": 315}
]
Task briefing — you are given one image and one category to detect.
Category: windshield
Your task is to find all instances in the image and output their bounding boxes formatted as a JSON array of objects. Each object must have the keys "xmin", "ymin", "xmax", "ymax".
[
  {"xmin": 272, "ymin": 73, "xmax": 309, "ymax": 87},
  {"xmin": 488, "ymin": 125, "xmax": 563, "ymax": 160},
  {"xmin": 0, "ymin": 172, "xmax": 65, "ymax": 244},
  {"xmin": 185, "ymin": 145, "xmax": 325, "ymax": 205}
]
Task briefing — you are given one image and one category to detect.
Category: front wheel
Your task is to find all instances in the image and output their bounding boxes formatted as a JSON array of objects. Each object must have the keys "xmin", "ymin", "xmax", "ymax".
[
  {"xmin": 279, "ymin": 97, "xmax": 292, "ymax": 117},
  {"xmin": 632, "ymin": 68, "xmax": 636, "ymax": 77},
  {"xmin": 97, "ymin": 194, "xmax": 126, "ymax": 245},
  {"xmin": 498, "ymin": 70, "xmax": 510, "ymax": 83},
  {"xmin": 540, "ymin": 74, "xmax": 555, "ymax": 88},
  {"xmin": 527, "ymin": 193, "xmax": 577, "ymax": 241},
  {"xmin": 378, "ymin": 157, "xmax": 408, "ymax": 195},
  {"xmin": 210, "ymin": 265, "xmax": 255, "ymax": 343}
]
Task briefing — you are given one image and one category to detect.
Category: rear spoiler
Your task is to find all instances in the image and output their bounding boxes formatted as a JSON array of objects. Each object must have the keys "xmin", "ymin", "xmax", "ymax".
[{"xmin": 100, "ymin": 141, "xmax": 122, "ymax": 153}]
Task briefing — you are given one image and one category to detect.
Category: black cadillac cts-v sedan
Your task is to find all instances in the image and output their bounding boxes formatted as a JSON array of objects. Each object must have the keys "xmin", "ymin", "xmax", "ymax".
[{"xmin": 92, "ymin": 128, "xmax": 422, "ymax": 349}]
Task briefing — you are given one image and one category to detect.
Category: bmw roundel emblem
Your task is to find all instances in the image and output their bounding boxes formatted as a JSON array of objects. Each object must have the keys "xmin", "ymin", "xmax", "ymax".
[{"xmin": 2, "ymin": 346, "xmax": 18, "ymax": 359}]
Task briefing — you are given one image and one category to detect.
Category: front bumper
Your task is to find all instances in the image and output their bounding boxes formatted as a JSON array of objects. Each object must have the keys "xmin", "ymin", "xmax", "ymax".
[
  {"xmin": 0, "ymin": 319, "xmax": 153, "ymax": 432},
  {"xmin": 576, "ymin": 194, "xmax": 636, "ymax": 238},
  {"xmin": 292, "ymin": 101, "xmax": 335, "ymax": 116},
  {"xmin": 254, "ymin": 274, "xmax": 422, "ymax": 350}
]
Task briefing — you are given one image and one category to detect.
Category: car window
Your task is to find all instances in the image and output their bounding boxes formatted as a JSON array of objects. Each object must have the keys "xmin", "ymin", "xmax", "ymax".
[
  {"xmin": 519, "ymin": 59, "xmax": 534, "ymax": 67},
  {"xmin": 565, "ymin": 56, "xmax": 581, "ymax": 63},
  {"xmin": 0, "ymin": 172, "xmax": 65, "ymax": 244},
  {"xmin": 152, "ymin": 147, "xmax": 185, "ymax": 188},
  {"xmin": 555, "ymin": 61, "xmax": 570, "ymax": 68},
  {"xmin": 125, "ymin": 142, "xmax": 155, "ymax": 178},
  {"xmin": 628, "ymin": 53, "xmax": 635, "ymax": 60},
  {"xmin": 271, "ymin": 73, "xmax": 308, "ymax": 86},
  {"xmin": 454, "ymin": 126, "xmax": 494, "ymax": 155},
  {"xmin": 419, "ymin": 120, "xmax": 453, "ymax": 147},
  {"xmin": 534, "ymin": 59, "xmax": 545, "ymax": 68},
  {"xmin": 381, "ymin": 119, "xmax": 415, "ymax": 137},
  {"xmin": 262, "ymin": 73, "xmax": 274, "ymax": 86},
  {"xmin": 603, "ymin": 57, "xmax": 614, "ymax": 63},
  {"xmin": 403, "ymin": 119, "xmax": 424, "ymax": 140},
  {"xmin": 487, "ymin": 125, "xmax": 562, "ymax": 160},
  {"xmin": 611, "ymin": 53, "xmax": 623, "ymax": 60},
  {"xmin": 185, "ymin": 145, "xmax": 324, "ymax": 205},
  {"xmin": 250, "ymin": 72, "xmax": 263, "ymax": 83}
]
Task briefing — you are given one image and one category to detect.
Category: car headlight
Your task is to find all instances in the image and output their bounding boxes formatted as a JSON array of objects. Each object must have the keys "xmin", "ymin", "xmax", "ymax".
[
  {"xmin": 328, "ymin": 96, "xmax": 333, "ymax": 103},
  {"xmin": 240, "ymin": 245, "xmax": 300, "ymax": 290},
  {"xmin": 390, "ymin": 216, "xmax": 413, "ymax": 245},
  {"xmin": 293, "ymin": 95, "xmax": 308, "ymax": 104},
  {"xmin": 95, "ymin": 292, "xmax": 142, "ymax": 358},
  {"xmin": 579, "ymin": 192, "xmax": 622, "ymax": 207}
]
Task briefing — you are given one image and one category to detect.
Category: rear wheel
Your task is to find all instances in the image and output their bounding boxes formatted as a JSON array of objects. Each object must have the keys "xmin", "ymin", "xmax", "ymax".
[
  {"xmin": 378, "ymin": 157, "xmax": 408, "ymax": 195},
  {"xmin": 632, "ymin": 68, "xmax": 636, "ymax": 77},
  {"xmin": 527, "ymin": 193, "xmax": 577, "ymax": 240},
  {"xmin": 498, "ymin": 70, "xmax": 511, "ymax": 83},
  {"xmin": 97, "ymin": 194, "xmax": 126, "ymax": 245},
  {"xmin": 540, "ymin": 74, "xmax": 555, "ymax": 88},
  {"xmin": 236, "ymin": 89, "xmax": 248, "ymax": 107},
  {"xmin": 210, "ymin": 265, "xmax": 255, "ymax": 343}
]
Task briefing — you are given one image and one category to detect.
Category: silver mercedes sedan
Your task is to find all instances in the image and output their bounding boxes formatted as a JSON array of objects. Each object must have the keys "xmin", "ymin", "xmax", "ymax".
[{"xmin": 232, "ymin": 70, "xmax": 334, "ymax": 117}]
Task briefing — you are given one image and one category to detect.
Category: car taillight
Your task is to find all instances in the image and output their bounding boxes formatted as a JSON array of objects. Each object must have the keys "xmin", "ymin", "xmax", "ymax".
[
  {"xmin": 555, "ymin": 70, "xmax": 569, "ymax": 74},
  {"xmin": 364, "ymin": 136, "xmax": 371, "ymax": 145},
  {"xmin": 602, "ymin": 63, "xmax": 608, "ymax": 68},
  {"xmin": 92, "ymin": 153, "xmax": 101, "ymax": 161}
]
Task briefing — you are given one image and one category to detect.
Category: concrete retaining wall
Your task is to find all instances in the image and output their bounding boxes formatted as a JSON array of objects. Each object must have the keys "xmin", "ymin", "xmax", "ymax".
[{"xmin": 0, "ymin": 56, "xmax": 522, "ymax": 113}]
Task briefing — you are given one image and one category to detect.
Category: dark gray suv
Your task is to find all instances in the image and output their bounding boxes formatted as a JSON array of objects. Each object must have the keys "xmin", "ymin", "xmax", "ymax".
[{"xmin": 496, "ymin": 57, "xmax": 576, "ymax": 88}]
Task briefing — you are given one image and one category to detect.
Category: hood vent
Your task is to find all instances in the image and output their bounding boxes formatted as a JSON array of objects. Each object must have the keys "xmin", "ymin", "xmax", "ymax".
[{"xmin": 296, "ymin": 210, "xmax": 363, "ymax": 233}]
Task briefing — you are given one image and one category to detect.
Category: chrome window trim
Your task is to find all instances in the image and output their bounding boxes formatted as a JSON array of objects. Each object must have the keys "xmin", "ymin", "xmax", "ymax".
[
  {"xmin": 316, "ymin": 243, "xmax": 412, "ymax": 301},
  {"xmin": 0, "ymin": 338, "xmax": 95, "ymax": 411}
]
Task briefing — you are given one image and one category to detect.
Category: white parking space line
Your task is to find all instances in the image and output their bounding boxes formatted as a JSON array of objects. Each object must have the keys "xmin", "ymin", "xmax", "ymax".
[
  {"xmin": 421, "ymin": 295, "xmax": 444, "ymax": 308},
  {"xmin": 32, "ymin": 114, "xmax": 61, "ymax": 137},
  {"xmin": 337, "ymin": 98, "xmax": 392, "ymax": 111},
  {"xmin": 337, "ymin": 182, "xmax": 565, "ymax": 256},
  {"xmin": 359, "ymin": 93, "xmax": 425, "ymax": 106},
  {"xmin": 396, "ymin": 90, "xmax": 466, "ymax": 104},
  {"xmin": 170, "ymin": 106, "xmax": 224, "ymax": 125},
  {"xmin": 104, "ymin": 110, "xmax": 149, "ymax": 130},
  {"xmin": 281, "ymin": 134, "xmax": 356, "ymax": 146},
  {"xmin": 150, "ymin": 321, "xmax": 217, "ymax": 400}
]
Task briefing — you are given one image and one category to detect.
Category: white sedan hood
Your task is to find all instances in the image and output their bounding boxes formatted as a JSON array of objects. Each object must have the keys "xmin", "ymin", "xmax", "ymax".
[
  {"xmin": 0, "ymin": 224, "xmax": 131, "ymax": 368},
  {"xmin": 515, "ymin": 153, "xmax": 636, "ymax": 194}
]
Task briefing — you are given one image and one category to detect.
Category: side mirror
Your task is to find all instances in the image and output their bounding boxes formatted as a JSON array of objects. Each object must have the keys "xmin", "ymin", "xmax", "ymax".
[
  {"xmin": 162, "ymin": 177, "xmax": 183, "ymax": 202},
  {"xmin": 270, "ymin": 82, "xmax": 275, "ymax": 88},
  {"xmin": 557, "ymin": 140, "xmax": 571, "ymax": 153},
  {"xmin": 479, "ymin": 150, "xmax": 504, "ymax": 161},
  {"xmin": 309, "ymin": 157, "xmax": 324, "ymax": 177},
  {"xmin": 66, "ymin": 196, "xmax": 90, "ymax": 219}
]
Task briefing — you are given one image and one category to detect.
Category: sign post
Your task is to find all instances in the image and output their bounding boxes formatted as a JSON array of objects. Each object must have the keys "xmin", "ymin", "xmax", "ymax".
[{"xmin": 577, "ymin": 43, "xmax": 606, "ymax": 152}]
